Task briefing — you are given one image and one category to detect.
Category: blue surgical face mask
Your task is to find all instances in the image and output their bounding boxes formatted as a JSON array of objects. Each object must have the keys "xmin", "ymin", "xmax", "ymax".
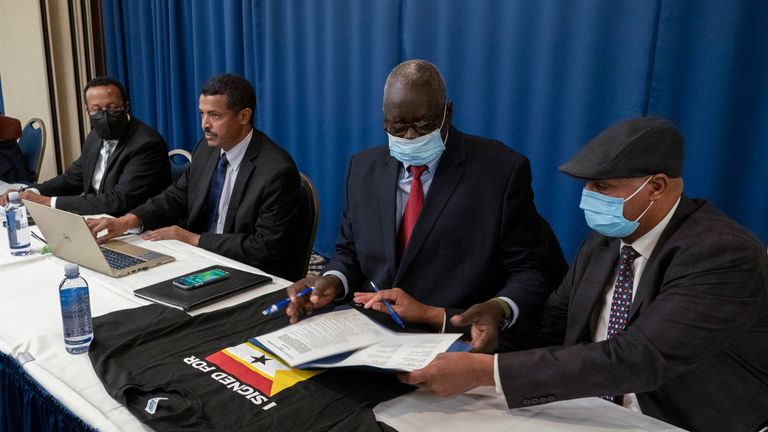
[
  {"xmin": 580, "ymin": 176, "xmax": 654, "ymax": 238},
  {"xmin": 387, "ymin": 105, "xmax": 447, "ymax": 166}
]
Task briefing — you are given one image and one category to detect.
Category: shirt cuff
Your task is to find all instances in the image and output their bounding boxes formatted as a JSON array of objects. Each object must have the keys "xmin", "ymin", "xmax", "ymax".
[
  {"xmin": 125, "ymin": 225, "xmax": 143, "ymax": 235},
  {"xmin": 322, "ymin": 270, "xmax": 348, "ymax": 300},
  {"xmin": 497, "ymin": 296, "xmax": 520, "ymax": 328},
  {"xmin": 440, "ymin": 310, "xmax": 447, "ymax": 333},
  {"xmin": 493, "ymin": 354, "xmax": 504, "ymax": 395},
  {"xmin": 49, "ymin": 196, "xmax": 57, "ymax": 209}
]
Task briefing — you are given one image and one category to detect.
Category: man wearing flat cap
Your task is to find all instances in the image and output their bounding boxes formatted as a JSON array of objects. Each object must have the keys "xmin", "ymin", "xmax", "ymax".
[{"xmin": 396, "ymin": 117, "xmax": 768, "ymax": 432}]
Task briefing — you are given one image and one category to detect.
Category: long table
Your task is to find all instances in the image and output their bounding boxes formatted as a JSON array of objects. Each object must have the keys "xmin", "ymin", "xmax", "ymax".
[{"xmin": 0, "ymin": 224, "xmax": 683, "ymax": 431}]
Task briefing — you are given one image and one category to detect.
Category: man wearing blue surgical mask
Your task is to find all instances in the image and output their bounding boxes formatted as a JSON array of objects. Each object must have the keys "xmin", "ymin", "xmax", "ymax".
[
  {"xmin": 397, "ymin": 117, "xmax": 768, "ymax": 432},
  {"xmin": 285, "ymin": 59, "xmax": 567, "ymax": 335}
]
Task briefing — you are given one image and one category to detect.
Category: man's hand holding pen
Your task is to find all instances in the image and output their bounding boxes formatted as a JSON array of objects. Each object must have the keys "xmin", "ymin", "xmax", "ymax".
[{"xmin": 284, "ymin": 275, "xmax": 343, "ymax": 324}]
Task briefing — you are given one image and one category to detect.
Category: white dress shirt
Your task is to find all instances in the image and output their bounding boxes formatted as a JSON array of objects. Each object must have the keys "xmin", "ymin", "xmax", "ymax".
[{"xmin": 45, "ymin": 139, "xmax": 118, "ymax": 209}]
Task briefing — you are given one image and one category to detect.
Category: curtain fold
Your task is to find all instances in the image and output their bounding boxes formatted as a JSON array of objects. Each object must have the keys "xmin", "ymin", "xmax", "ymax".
[{"xmin": 103, "ymin": 0, "xmax": 768, "ymax": 258}]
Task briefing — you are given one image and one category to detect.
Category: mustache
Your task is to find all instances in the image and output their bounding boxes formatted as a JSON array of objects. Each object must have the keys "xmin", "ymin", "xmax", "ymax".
[{"xmin": 203, "ymin": 127, "xmax": 218, "ymax": 138}]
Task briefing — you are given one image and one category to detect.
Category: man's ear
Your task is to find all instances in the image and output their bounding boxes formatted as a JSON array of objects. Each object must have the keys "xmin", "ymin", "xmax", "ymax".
[
  {"xmin": 649, "ymin": 174, "xmax": 668, "ymax": 199},
  {"xmin": 239, "ymin": 107, "xmax": 253, "ymax": 125}
]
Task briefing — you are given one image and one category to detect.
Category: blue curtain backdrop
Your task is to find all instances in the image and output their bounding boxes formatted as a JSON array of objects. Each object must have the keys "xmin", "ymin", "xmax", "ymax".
[{"xmin": 102, "ymin": 0, "xmax": 768, "ymax": 260}]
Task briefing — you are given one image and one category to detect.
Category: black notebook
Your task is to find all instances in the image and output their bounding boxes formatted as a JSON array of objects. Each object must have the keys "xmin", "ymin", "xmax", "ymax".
[{"xmin": 134, "ymin": 265, "xmax": 273, "ymax": 311}]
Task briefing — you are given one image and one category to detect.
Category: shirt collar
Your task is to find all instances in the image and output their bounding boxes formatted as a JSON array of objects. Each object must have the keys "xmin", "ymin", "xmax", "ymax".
[
  {"xmin": 622, "ymin": 197, "xmax": 681, "ymax": 258},
  {"xmin": 401, "ymin": 152, "xmax": 443, "ymax": 178},
  {"xmin": 220, "ymin": 128, "xmax": 253, "ymax": 171}
]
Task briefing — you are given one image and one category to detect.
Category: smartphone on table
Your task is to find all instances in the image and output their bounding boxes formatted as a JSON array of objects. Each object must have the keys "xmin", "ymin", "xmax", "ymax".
[{"xmin": 173, "ymin": 268, "xmax": 230, "ymax": 290}]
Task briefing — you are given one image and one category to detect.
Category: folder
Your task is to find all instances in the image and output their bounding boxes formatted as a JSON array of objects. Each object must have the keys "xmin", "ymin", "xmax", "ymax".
[{"xmin": 134, "ymin": 265, "xmax": 272, "ymax": 311}]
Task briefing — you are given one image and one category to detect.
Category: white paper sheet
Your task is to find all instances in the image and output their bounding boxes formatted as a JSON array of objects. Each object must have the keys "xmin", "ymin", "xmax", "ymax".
[
  {"xmin": 256, "ymin": 308, "xmax": 395, "ymax": 365},
  {"xmin": 303, "ymin": 332, "xmax": 461, "ymax": 371}
]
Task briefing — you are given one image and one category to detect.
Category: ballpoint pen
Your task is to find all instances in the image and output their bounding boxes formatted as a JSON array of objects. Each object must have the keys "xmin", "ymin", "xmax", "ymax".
[
  {"xmin": 30, "ymin": 231, "xmax": 51, "ymax": 254},
  {"xmin": 261, "ymin": 286, "xmax": 313, "ymax": 316},
  {"xmin": 369, "ymin": 281, "xmax": 406, "ymax": 328}
]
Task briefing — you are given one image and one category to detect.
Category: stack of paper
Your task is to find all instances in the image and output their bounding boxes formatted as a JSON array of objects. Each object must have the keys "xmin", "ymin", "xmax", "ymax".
[{"xmin": 256, "ymin": 308, "xmax": 464, "ymax": 372}]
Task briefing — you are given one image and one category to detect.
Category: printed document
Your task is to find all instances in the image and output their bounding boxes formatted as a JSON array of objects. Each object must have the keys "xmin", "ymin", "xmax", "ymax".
[{"xmin": 256, "ymin": 308, "xmax": 462, "ymax": 371}]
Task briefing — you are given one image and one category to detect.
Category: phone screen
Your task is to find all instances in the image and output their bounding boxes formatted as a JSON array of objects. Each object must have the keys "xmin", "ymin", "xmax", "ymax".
[{"xmin": 173, "ymin": 268, "xmax": 230, "ymax": 290}]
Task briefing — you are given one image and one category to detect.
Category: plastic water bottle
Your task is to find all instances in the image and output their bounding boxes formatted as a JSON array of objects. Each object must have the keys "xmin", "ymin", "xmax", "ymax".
[
  {"xmin": 4, "ymin": 191, "xmax": 30, "ymax": 256},
  {"xmin": 59, "ymin": 263, "xmax": 94, "ymax": 354}
]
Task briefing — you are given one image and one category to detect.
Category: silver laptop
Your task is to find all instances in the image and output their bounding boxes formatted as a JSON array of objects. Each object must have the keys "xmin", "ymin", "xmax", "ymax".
[{"xmin": 23, "ymin": 200, "xmax": 175, "ymax": 277}]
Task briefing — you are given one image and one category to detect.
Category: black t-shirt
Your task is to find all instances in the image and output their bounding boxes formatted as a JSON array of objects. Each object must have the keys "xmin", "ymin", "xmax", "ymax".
[{"xmin": 89, "ymin": 290, "xmax": 412, "ymax": 431}]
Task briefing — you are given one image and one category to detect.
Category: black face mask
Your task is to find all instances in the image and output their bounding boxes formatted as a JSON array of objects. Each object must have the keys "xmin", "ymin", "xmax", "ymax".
[{"xmin": 89, "ymin": 110, "xmax": 130, "ymax": 140}]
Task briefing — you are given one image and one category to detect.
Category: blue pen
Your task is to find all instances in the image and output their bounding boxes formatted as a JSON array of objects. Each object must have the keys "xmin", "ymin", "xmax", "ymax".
[
  {"xmin": 369, "ymin": 281, "xmax": 406, "ymax": 328},
  {"xmin": 262, "ymin": 287, "xmax": 313, "ymax": 316}
]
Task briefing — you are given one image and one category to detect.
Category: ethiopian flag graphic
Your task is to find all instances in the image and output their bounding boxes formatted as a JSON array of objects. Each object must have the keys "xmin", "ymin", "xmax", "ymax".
[{"xmin": 206, "ymin": 338, "xmax": 322, "ymax": 396}]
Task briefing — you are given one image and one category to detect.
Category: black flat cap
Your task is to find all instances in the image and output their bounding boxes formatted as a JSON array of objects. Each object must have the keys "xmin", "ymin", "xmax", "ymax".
[{"xmin": 559, "ymin": 117, "xmax": 684, "ymax": 180}]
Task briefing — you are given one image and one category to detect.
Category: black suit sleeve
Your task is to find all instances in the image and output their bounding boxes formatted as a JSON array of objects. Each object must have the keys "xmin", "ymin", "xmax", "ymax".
[
  {"xmin": 130, "ymin": 157, "xmax": 192, "ymax": 228},
  {"xmin": 197, "ymin": 165, "xmax": 300, "ymax": 271},
  {"xmin": 323, "ymin": 157, "xmax": 365, "ymax": 295},
  {"xmin": 52, "ymin": 136, "xmax": 169, "ymax": 215},
  {"xmin": 492, "ymin": 157, "xmax": 550, "ymax": 322},
  {"xmin": 497, "ymin": 233, "xmax": 766, "ymax": 408},
  {"xmin": 33, "ymin": 155, "xmax": 87, "ymax": 198}
]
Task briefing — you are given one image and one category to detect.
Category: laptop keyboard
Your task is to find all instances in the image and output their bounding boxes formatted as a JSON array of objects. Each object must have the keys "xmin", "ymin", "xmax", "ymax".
[{"xmin": 100, "ymin": 247, "xmax": 146, "ymax": 270}]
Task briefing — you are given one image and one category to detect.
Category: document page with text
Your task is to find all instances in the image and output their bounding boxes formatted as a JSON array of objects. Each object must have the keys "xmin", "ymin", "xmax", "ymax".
[
  {"xmin": 257, "ymin": 308, "xmax": 395, "ymax": 366},
  {"xmin": 303, "ymin": 333, "xmax": 461, "ymax": 372}
]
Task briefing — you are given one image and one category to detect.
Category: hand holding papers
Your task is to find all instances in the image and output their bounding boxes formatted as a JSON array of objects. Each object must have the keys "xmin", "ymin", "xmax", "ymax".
[{"xmin": 256, "ymin": 308, "xmax": 462, "ymax": 372}]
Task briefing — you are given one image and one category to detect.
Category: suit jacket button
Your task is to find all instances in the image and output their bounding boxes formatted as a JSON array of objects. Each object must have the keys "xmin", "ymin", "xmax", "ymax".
[
  {"xmin": 531, "ymin": 397, "xmax": 539, "ymax": 404},
  {"xmin": 547, "ymin": 396, "xmax": 556, "ymax": 402},
  {"xmin": 522, "ymin": 398, "xmax": 531, "ymax": 406}
]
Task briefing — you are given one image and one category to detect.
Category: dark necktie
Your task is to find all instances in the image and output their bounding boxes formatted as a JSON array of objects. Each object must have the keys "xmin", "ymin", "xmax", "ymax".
[
  {"xmin": 398, "ymin": 165, "xmax": 427, "ymax": 257},
  {"xmin": 602, "ymin": 245, "xmax": 641, "ymax": 404},
  {"xmin": 205, "ymin": 153, "xmax": 229, "ymax": 232}
]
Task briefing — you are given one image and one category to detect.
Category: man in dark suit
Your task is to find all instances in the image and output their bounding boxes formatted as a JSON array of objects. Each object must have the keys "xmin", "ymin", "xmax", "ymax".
[
  {"xmin": 285, "ymin": 60, "xmax": 566, "ymax": 331},
  {"xmin": 88, "ymin": 74, "xmax": 303, "ymax": 281},
  {"xmin": 0, "ymin": 77, "xmax": 171, "ymax": 215},
  {"xmin": 400, "ymin": 117, "xmax": 768, "ymax": 432}
]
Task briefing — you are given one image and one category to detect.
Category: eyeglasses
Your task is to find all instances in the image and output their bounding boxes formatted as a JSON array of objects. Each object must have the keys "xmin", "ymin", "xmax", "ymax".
[
  {"xmin": 87, "ymin": 105, "xmax": 127, "ymax": 117},
  {"xmin": 384, "ymin": 117, "xmax": 444, "ymax": 137}
]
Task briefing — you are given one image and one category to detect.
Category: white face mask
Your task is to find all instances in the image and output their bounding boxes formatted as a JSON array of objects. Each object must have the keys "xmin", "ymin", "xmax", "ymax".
[{"xmin": 387, "ymin": 105, "xmax": 447, "ymax": 165}]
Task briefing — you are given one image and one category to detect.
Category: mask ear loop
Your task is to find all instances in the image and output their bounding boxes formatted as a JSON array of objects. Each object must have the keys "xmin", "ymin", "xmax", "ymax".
[
  {"xmin": 627, "ymin": 176, "xmax": 655, "ymax": 222},
  {"xmin": 632, "ymin": 200, "xmax": 655, "ymax": 222},
  {"xmin": 438, "ymin": 102, "xmax": 449, "ymax": 144},
  {"xmin": 624, "ymin": 176, "xmax": 654, "ymax": 202}
]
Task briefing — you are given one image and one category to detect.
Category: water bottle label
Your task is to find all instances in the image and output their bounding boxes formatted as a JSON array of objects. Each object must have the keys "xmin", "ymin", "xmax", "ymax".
[
  {"xmin": 6, "ymin": 207, "xmax": 31, "ymax": 253},
  {"xmin": 60, "ymin": 287, "xmax": 93, "ymax": 338}
]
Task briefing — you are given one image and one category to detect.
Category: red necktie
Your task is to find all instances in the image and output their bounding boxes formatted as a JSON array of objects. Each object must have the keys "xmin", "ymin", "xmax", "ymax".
[{"xmin": 398, "ymin": 165, "xmax": 427, "ymax": 257}]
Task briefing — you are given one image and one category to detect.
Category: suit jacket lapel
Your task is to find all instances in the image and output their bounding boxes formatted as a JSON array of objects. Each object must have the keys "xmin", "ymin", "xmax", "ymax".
[
  {"xmin": 189, "ymin": 144, "xmax": 220, "ymax": 226},
  {"xmin": 565, "ymin": 239, "xmax": 620, "ymax": 343},
  {"xmin": 82, "ymin": 135, "xmax": 101, "ymax": 194},
  {"xmin": 93, "ymin": 118, "xmax": 138, "ymax": 193},
  {"xmin": 628, "ymin": 195, "xmax": 697, "ymax": 321},
  {"xmin": 221, "ymin": 134, "xmax": 260, "ymax": 233},
  {"xmin": 396, "ymin": 128, "xmax": 466, "ymax": 279},
  {"xmin": 99, "ymin": 140, "xmax": 125, "ymax": 191},
  {"xmin": 378, "ymin": 155, "xmax": 400, "ymax": 281}
]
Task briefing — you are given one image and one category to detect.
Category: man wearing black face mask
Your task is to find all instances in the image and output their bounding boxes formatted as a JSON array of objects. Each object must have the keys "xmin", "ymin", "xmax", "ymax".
[{"xmin": 0, "ymin": 76, "xmax": 171, "ymax": 215}]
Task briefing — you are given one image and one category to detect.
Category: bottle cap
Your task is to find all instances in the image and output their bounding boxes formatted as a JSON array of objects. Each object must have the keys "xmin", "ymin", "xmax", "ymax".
[
  {"xmin": 64, "ymin": 263, "xmax": 80, "ymax": 277},
  {"xmin": 8, "ymin": 191, "xmax": 19, "ymax": 202}
]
